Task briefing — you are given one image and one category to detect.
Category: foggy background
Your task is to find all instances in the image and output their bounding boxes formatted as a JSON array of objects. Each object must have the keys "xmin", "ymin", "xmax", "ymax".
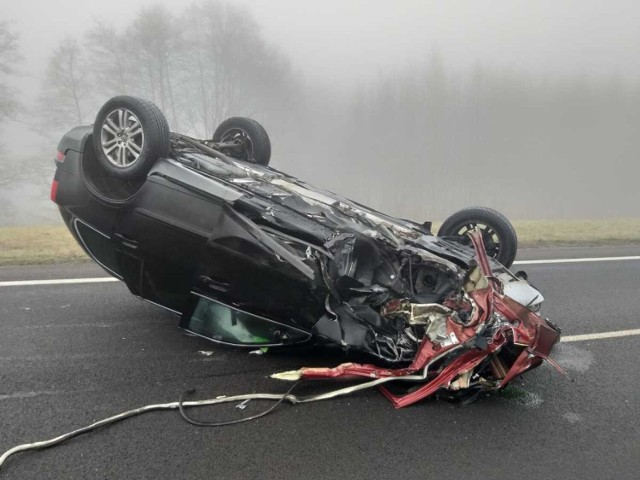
[{"xmin": 1, "ymin": 0, "xmax": 639, "ymax": 226}]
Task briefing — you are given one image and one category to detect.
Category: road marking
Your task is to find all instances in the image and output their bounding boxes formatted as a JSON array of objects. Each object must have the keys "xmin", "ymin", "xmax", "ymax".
[
  {"xmin": 562, "ymin": 328, "xmax": 640, "ymax": 343},
  {"xmin": 0, "ymin": 256, "xmax": 638, "ymax": 287},
  {"xmin": 0, "ymin": 277, "xmax": 119, "ymax": 287},
  {"xmin": 514, "ymin": 255, "xmax": 640, "ymax": 265}
]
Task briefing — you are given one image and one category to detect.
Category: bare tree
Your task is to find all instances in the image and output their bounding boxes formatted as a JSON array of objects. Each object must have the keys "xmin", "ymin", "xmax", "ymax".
[
  {"xmin": 29, "ymin": 1, "xmax": 297, "ymax": 146},
  {"xmin": 85, "ymin": 20, "xmax": 130, "ymax": 96},
  {"xmin": 127, "ymin": 4, "xmax": 180, "ymax": 129},
  {"xmin": 0, "ymin": 22, "xmax": 21, "ymax": 135},
  {"xmin": 0, "ymin": 154, "xmax": 49, "ymax": 187},
  {"xmin": 179, "ymin": 1, "xmax": 296, "ymax": 136},
  {"xmin": 37, "ymin": 37, "xmax": 89, "ymax": 128}
]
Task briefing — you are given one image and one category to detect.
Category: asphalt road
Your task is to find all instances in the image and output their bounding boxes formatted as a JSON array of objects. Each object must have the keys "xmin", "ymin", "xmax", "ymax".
[{"xmin": 1, "ymin": 246, "xmax": 639, "ymax": 479}]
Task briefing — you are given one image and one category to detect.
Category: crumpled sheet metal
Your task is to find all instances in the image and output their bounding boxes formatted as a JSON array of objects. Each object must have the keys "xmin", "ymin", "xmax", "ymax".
[{"xmin": 273, "ymin": 230, "xmax": 561, "ymax": 408}]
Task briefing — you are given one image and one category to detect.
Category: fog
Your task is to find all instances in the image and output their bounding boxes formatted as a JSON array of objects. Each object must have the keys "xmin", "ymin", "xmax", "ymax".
[{"xmin": 1, "ymin": 0, "xmax": 639, "ymax": 225}]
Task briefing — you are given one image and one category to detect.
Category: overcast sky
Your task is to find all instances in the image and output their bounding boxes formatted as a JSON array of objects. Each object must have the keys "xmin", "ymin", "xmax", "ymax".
[
  {"xmin": 2, "ymin": 0, "xmax": 639, "ymax": 222},
  {"xmin": 3, "ymin": 0, "xmax": 640, "ymax": 151},
  {"xmin": 5, "ymin": 0, "xmax": 640, "ymax": 83}
]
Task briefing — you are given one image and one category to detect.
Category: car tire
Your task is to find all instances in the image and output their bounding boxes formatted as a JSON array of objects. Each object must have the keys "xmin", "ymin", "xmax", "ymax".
[
  {"xmin": 93, "ymin": 96, "xmax": 170, "ymax": 180},
  {"xmin": 212, "ymin": 117, "xmax": 271, "ymax": 166},
  {"xmin": 438, "ymin": 206, "xmax": 518, "ymax": 268}
]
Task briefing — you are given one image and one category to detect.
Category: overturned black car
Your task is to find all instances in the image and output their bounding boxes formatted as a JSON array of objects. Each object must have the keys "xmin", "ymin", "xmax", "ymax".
[{"xmin": 51, "ymin": 96, "xmax": 560, "ymax": 407}]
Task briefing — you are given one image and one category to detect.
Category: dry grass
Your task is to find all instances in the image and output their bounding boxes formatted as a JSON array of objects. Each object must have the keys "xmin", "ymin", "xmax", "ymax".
[
  {"xmin": 511, "ymin": 218, "xmax": 640, "ymax": 247},
  {"xmin": 0, "ymin": 225, "xmax": 87, "ymax": 266},
  {"xmin": 431, "ymin": 218, "xmax": 640, "ymax": 247},
  {"xmin": 1, "ymin": 219, "xmax": 639, "ymax": 266}
]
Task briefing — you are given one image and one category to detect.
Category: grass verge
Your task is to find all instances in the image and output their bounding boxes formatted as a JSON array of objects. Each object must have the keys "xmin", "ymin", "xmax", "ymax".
[
  {"xmin": 430, "ymin": 218, "xmax": 640, "ymax": 247},
  {"xmin": 0, "ymin": 225, "xmax": 87, "ymax": 266},
  {"xmin": 1, "ymin": 219, "xmax": 639, "ymax": 266},
  {"xmin": 512, "ymin": 218, "xmax": 640, "ymax": 247}
]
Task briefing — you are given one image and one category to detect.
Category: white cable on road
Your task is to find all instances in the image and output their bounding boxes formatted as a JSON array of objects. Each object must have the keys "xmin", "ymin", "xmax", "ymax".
[
  {"xmin": 513, "ymin": 255, "xmax": 640, "ymax": 265},
  {"xmin": 0, "ymin": 368, "xmax": 432, "ymax": 470},
  {"xmin": 1, "ymin": 324, "xmax": 639, "ymax": 469},
  {"xmin": 561, "ymin": 328, "xmax": 640, "ymax": 343}
]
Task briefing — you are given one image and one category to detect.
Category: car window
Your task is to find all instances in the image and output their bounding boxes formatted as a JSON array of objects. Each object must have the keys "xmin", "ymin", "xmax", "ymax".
[{"xmin": 182, "ymin": 295, "xmax": 310, "ymax": 346}]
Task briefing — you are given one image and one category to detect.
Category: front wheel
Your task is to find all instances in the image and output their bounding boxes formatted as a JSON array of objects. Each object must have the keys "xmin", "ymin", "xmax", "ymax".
[{"xmin": 438, "ymin": 206, "xmax": 518, "ymax": 268}]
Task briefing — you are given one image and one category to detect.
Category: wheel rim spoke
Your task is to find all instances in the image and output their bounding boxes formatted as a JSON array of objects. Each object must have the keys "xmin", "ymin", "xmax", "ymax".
[
  {"xmin": 101, "ymin": 108, "xmax": 145, "ymax": 168},
  {"xmin": 104, "ymin": 143, "xmax": 118, "ymax": 155},
  {"xmin": 108, "ymin": 118, "xmax": 119, "ymax": 132},
  {"xmin": 127, "ymin": 141, "xmax": 141, "ymax": 156},
  {"xmin": 445, "ymin": 220, "xmax": 504, "ymax": 260},
  {"xmin": 102, "ymin": 123, "xmax": 117, "ymax": 137},
  {"xmin": 128, "ymin": 121, "xmax": 142, "ymax": 137},
  {"xmin": 118, "ymin": 145, "xmax": 126, "ymax": 165}
]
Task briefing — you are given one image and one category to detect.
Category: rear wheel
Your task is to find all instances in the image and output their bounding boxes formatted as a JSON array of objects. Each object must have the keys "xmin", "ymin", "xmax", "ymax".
[
  {"xmin": 212, "ymin": 117, "xmax": 271, "ymax": 166},
  {"xmin": 438, "ymin": 206, "xmax": 518, "ymax": 268},
  {"xmin": 93, "ymin": 96, "xmax": 170, "ymax": 180}
]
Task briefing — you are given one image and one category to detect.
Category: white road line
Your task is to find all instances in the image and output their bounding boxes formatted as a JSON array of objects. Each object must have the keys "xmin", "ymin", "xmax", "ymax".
[
  {"xmin": 562, "ymin": 328, "xmax": 640, "ymax": 343},
  {"xmin": 0, "ymin": 277, "xmax": 120, "ymax": 287},
  {"xmin": 0, "ymin": 256, "xmax": 638, "ymax": 287},
  {"xmin": 514, "ymin": 255, "xmax": 640, "ymax": 265},
  {"xmin": 2, "ymin": 271, "xmax": 639, "ymax": 344}
]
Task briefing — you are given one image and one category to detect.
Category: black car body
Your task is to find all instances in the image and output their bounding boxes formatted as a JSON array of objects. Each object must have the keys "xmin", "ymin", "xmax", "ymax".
[{"xmin": 51, "ymin": 97, "xmax": 560, "ymax": 405}]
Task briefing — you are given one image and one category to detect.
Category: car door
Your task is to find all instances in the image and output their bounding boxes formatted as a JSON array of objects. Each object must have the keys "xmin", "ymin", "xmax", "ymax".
[{"xmin": 113, "ymin": 173, "xmax": 224, "ymax": 313}]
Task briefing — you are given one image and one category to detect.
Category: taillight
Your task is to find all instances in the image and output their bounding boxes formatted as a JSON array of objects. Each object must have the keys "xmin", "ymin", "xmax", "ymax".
[
  {"xmin": 50, "ymin": 179, "xmax": 59, "ymax": 203},
  {"xmin": 55, "ymin": 151, "xmax": 65, "ymax": 162}
]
